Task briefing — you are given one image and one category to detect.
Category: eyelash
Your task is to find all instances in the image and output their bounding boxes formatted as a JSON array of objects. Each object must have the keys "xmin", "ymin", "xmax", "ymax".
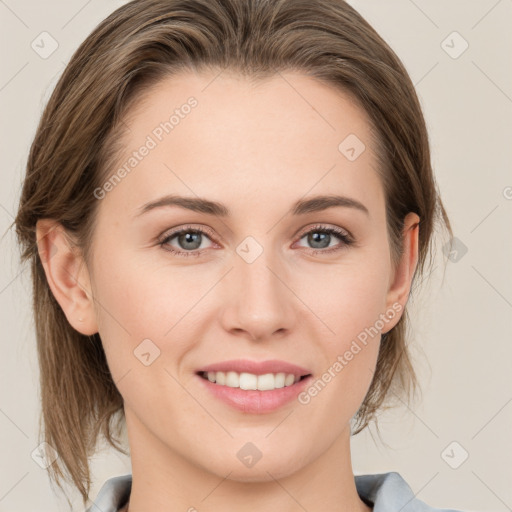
[{"xmin": 158, "ymin": 224, "xmax": 354, "ymax": 258}]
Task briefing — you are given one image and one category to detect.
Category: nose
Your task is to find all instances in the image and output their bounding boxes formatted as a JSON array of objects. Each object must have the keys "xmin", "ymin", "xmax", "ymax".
[{"xmin": 219, "ymin": 247, "xmax": 297, "ymax": 342}]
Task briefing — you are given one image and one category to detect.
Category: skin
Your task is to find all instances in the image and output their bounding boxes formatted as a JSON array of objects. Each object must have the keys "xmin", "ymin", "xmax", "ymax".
[{"xmin": 37, "ymin": 69, "xmax": 419, "ymax": 512}]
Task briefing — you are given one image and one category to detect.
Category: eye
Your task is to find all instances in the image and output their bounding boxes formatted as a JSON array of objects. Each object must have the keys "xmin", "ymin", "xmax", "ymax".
[
  {"xmin": 295, "ymin": 224, "xmax": 354, "ymax": 254},
  {"xmin": 158, "ymin": 223, "xmax": 354, "ymax": 258},
  {"xmin": 158, "ymin": 225, "xmax": 216, "ymax": 257}
]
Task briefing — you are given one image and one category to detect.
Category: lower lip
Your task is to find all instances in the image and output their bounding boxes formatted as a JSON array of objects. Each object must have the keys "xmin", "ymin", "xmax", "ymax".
[{"xmin": 196, "ymin": 374, "xmax": 313, "ymax": 414}]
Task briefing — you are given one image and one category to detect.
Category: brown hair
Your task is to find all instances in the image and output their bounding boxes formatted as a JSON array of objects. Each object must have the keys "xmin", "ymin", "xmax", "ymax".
[{"xmin": 14, "ymin": 0, "xmax": 452, "ymax": 507}]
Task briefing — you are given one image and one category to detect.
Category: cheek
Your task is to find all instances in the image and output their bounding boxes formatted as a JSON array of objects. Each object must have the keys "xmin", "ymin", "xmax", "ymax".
[
  {"xmin": 90, "ymin": 245, "xmax": 215, "ymax": 376},
  {"xmin": 300, "ymin": 253, "xmax": 391, "ymax": 341},
  {"xmin": 297, "ymin": 266, "xmax": 386, "ymax": 426},
  {"xmin": 295, "ymin": 248, "xmax": 390, "ymax": 400}
]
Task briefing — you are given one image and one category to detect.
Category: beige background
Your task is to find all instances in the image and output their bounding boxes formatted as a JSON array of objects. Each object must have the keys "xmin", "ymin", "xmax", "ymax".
[{"xmin": 1, "ymin": 0, "xmax": 511, "ymax": 510}]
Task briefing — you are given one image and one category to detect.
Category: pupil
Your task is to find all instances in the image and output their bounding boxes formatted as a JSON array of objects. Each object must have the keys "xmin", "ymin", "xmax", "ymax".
[
  {"xmin": 309, "ymin": 232, "xmax": 330, "ymax": 249},
  {"xmin": 179, "ymin": 232, "xmax": 201, "ymax": 250},
  {"xmin": 177, "ymin": 231, "xmax": 331, "ymax": 251}
]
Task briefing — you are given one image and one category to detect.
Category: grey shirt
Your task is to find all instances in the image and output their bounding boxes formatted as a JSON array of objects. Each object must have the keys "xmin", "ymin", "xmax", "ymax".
[{"xmin": 85, "ymin": 472, "xmax": 463, "ymax": 511}]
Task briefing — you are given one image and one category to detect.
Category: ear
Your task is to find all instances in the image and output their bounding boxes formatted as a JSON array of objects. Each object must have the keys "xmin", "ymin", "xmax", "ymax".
[
  {"xmin": 383, "ymin": 212, "xmax": 420, "ymax": 332},
  {"xmin": 35, "ymin": 219, "xmax": 98, "ymax": 335}
]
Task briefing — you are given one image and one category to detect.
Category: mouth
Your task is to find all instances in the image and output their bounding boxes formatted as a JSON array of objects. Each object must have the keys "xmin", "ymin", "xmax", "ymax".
[
  {"xmin": 196, "ymin": 370, "xmax": 312, "ymax": 391},
  {"xmin": 195, "ymin": 369, "xmax": 314, "ymax": 414},
  {"xmin": 194, "ymin": 359, "xmax": 313, "ymax": 413}
]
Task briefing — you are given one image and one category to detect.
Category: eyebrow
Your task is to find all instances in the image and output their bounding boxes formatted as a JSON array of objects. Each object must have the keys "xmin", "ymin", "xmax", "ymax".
[{"xmin": 135, "ymin": 193, "xmax": 369, "ymax": 218}]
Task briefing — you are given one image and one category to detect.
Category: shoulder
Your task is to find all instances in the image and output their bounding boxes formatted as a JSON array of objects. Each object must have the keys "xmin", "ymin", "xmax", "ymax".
[
  {"xmin": 355, "ymin": 472, "xmax": 464, "ymax": 512},
  {"xmin": 85, "ymin": 474, "xmax": 132, "ymax": 512},
  {"xmin": 86, "ymin": 471, "xmax": 465, "ymax": 512}
]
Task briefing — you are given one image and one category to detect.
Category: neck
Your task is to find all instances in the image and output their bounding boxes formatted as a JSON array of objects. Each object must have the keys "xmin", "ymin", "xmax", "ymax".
[{"xmin": 122, "ymin": 410, "xmax": 372, "ymax": 512}]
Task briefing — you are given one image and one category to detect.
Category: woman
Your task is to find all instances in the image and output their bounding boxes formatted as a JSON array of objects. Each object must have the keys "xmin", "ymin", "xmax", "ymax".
[{"xmin": 14, "ymin": 0, "xmax": 461, "ymax": 510}]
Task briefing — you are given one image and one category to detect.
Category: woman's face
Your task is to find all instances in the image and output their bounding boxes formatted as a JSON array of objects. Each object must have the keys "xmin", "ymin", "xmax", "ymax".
[{"xmin": 82, "ymin": 70, "xmax": 418, "ymax": 481}]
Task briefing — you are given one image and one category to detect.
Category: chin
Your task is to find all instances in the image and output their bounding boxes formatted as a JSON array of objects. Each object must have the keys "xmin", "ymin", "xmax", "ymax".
[
  {"xmin": 218, "ymin": 464, "xmax": 298, "ymax": 483},
  {"xmin": 203, "ymin": 449, "xmax": 306, "ymax": 483}
]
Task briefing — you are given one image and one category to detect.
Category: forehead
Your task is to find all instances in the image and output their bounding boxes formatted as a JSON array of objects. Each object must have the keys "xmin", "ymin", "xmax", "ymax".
[
  {"xmin": 126, "ymin": 68, "xmax": 375, "ymax": 153},
  {"xmin": 99, "ymin": 69, "xmax": 383, "ymax": 220}
]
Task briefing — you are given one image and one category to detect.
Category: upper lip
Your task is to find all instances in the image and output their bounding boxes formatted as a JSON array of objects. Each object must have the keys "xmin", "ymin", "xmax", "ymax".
[{"xmin": 196, "ymin": 359, "xmax": 312, "ymax": 378}]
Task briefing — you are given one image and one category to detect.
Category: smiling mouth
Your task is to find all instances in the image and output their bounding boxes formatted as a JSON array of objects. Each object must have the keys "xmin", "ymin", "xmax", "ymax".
[{"xmin": 197, "ymin": 370, "xmax": 312, "ymax": 391}]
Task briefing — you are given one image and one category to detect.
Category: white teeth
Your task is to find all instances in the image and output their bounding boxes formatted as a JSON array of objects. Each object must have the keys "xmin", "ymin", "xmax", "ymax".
[
  {"xmin": 239, "ymin": 372, "xmax": 258, "ymax": 390},
  {"xmin": 202, "ymin": 371, "xmax": 303, "ymax": 390},
  {"xmin": 284, "ymin": 373, "xmax": 295, "ymax": 386},
  {"xmin": 225, "ymin": 371, "xmax": 239, "ymax": 387},
  {"xmin": 215, "ymin": 371, "xmax": 226, "ymax": 385}
]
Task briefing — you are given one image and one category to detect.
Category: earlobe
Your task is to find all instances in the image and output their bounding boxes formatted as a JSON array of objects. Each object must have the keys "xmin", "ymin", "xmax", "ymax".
[
  {"xmin": 384, "ymin": 212, "xmax": 420, "ymax": 329},
  {"xmin": 36, "ymin": 219, "xmax": 98, "ymax": 335}
]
